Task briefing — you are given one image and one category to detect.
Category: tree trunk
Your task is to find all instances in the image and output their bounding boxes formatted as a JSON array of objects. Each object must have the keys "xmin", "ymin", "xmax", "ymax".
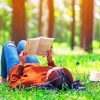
[
  {"xmin": 81, "ymin": 0, "xmax": 94, "ymax": 52},
  {"xmin": 80, "ymin": 0, "xmax": 84, "ymax": 48},
  {"xmin": 47, "ymin": 0, "xmax": 54, "ymax": 37},
  {"xmin": 38, "ymin": 0, "xmax": 43, "ymax": 36},
  {"xmin": 71, "ymin": 0, "xmax": 75, "ymax": 50},
  {"xmin": 12, "ymin": 0, "xmax": 26, "ymax": 45}
]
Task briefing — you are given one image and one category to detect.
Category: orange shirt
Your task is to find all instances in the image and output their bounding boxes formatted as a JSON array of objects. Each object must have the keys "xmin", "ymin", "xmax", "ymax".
[
  {"xmin": 8, "ymin": 62, "xmax": 73, "ymax": 89},
  {"xmin": 8, "ymin": 63, "xmax": 52, "ymax": 89}
]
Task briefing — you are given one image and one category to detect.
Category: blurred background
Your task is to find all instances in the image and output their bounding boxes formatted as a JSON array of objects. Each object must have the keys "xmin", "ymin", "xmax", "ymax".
[{"xmin": 0, "ymin": 0, "xmax": 100, "ymax": 53}]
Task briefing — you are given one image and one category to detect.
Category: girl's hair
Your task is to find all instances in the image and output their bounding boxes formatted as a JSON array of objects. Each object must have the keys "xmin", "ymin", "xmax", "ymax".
[{"xmin": 47, "ymin": 67, "xmax": 73, "ymax": 89}]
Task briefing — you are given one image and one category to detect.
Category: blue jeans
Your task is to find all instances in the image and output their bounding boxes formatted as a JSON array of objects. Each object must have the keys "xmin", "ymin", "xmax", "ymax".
[{"xmin": 1, "ymin": 40, "xmax": 39, "ymax": 78}]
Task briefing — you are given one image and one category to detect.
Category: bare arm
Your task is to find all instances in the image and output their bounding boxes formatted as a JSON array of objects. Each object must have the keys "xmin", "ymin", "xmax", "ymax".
[
  {"xmin": 47, "ymin": 48, "xmax": 56, "ymax": 67},
  {"xmin": 19, "ymin": 51, "xmax": 27, "ymax": 65}
]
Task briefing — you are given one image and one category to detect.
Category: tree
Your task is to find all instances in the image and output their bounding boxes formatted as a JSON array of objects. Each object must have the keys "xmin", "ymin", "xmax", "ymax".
[
  {"xmin": 80, "ymin": 0, "xmax": 94, "ymax": 52},
  {"xmin": 47, "ymin": 0, "xmax": 54, "ymax": 37},
  {"xmin": 71, "ymin": 0, "xmax": 75, "ymax": 49},
  {"xmin": 38, "ymin": 0, "xmax": 43, "ymax": 36},
  {"xmin": 80, "ymin": 0, "xmax": 84, "ymax": 48},
  {"xmin": 12, "ymin": 0, "xmax": 26, "ymax": 45}
]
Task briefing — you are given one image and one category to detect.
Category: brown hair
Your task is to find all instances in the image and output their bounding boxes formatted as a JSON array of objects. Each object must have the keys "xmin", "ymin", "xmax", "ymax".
[{"xmin": 47, "ymin": 67, "xmax": 73, "ymax": 89}]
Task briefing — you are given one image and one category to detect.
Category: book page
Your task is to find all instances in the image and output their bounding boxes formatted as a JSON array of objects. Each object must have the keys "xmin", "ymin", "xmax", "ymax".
[
  {"xmin": 24, "ymin": 38, "xmax": 40, "ymax": 57},
  {"xmin": 37, "ymin": 37, "xmax": 54, "ymax": 56}
]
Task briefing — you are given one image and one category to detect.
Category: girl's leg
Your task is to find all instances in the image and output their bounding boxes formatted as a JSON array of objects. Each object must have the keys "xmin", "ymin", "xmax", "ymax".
[
  {"xmin": 17, "ymin": 40, "xmax": 39, "ymax": 63},
  {"xmin": 1, "ymin": 41, "xmax": 20, "ymax": 76},
  {"xmin": 1, "ymin": 46, "xmax": 7, "ymax": 79}
]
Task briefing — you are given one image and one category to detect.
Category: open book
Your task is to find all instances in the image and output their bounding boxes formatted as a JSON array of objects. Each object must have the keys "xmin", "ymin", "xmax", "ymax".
[{"xmin": 24, "ymin": 37, "xmax": 54, "ymax": 56}]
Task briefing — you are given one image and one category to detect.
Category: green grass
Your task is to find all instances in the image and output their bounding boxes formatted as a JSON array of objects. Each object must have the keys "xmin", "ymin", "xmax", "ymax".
[{"xmin": 0, "ymin": 47, "xmax": 100, "ymax": 100}]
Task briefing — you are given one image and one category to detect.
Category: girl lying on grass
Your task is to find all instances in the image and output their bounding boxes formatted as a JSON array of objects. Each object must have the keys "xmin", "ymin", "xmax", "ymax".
[{"xmin": 0, "ymin": 40, "xmax": 85, "ymax": 90}]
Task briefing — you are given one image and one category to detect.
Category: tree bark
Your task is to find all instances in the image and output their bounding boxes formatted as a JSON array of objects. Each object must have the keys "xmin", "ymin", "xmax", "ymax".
[
  {"xmin": 38, "ymin": 0, "xmax": 43, "ymax": 36},
  {"xmin": 71, "ymin": 0, "xmax": 75, "ymax": 50},
  {"xmin": 47, "ymin": 0, "xmax": 54, "ymax": 37},
  {"xmin": 80, "ymin": 0, "xmax": 84, "ymax": 48},
  {"xmin": 12, "ymin": 0, "xmax": 26, "ymax": 45},
  {"xmin": 81, "ymin": 0, "xmax": 94, "ymax": 52}
]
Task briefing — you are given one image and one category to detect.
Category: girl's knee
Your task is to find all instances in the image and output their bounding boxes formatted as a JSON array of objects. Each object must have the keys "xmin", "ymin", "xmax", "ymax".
[
  {"xmin": 17, "ymin": 40, "xmax": 27, "ymax": 54},
  {"xmin": 3, "ymin": 41, "xmax": 15, "ymax": 49}
]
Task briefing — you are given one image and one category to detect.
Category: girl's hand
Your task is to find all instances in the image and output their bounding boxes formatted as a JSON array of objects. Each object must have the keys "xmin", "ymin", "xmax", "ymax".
[{"xmin": 19, "ymin": 51, "xmax": 27, "ymax": 65}]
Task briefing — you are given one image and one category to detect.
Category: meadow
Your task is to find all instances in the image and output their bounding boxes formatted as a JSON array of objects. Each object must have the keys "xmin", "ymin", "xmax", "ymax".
[{"xmin": 0, "ymin": 44, "xmax": 100, "ymax": 100}]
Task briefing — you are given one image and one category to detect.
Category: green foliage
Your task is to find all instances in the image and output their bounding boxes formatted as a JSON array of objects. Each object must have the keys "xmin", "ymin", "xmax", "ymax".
[
  {"xmin": 0, "ymin": 0, "xmax": 11, "ymax": 45},
  {"xmin": 54, "ymin": 1, "xmax": 72, "ymax": 44},
  {"xmin": 0, "ymin": 0, "xmax": 100, "ymax": 48},
  {"xmin": 92, "ymin": 40, "xmax": 100, "ymax": 49},
  {"xmin": 95, "ymin": 19, "xmax": 100, "ymax": 42},
  {"xmin": 26, "ymin": 1, "xmax": 39, "ymax": 38}
]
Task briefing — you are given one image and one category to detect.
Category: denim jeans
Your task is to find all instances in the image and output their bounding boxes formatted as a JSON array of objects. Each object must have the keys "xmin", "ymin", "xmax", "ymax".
[{"xmin": 1, "ymin": 40, "xmax": 39, "ymax": 78}]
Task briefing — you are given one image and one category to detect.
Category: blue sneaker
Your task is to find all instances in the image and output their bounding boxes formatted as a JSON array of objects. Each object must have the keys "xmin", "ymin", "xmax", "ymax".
[{"xmin": 71, "ymin": 80, "xmax": 86, "ymax": 91}]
